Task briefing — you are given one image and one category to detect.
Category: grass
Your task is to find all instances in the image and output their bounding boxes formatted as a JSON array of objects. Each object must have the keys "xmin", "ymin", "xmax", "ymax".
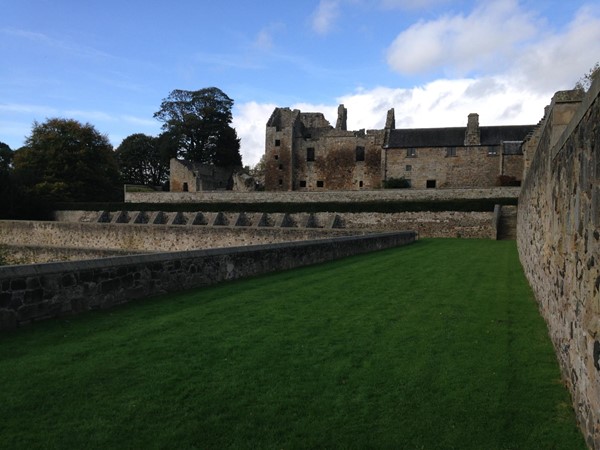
[{"xmin": 0, "ymin": 239, "xmax": 585, "ymax": 449}]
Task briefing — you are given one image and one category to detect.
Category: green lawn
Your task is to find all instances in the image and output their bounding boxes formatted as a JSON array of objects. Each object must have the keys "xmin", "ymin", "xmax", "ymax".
[{"xmin": 0, "ymin": 239, "xmax": 585, "ymax": 449}]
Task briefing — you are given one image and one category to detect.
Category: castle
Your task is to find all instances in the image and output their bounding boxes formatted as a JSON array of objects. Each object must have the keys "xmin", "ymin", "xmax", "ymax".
[{"xmin": 264, "ymin": 105, "xmax": 535, "ymax": 191}]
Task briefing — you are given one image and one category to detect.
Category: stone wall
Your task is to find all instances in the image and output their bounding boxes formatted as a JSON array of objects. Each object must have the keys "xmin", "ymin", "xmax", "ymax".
[
  {"xmin": 0, "ymin": 232, "xmax": 416, "ymax": 331},
  {"xmin": 517, "ymin": 81, "xmax": 600, "ymax": 448},
  {"xmin": 385, "ymin": 146, "xmax": 502, "ymax": 189},
  {"xmin": 125, "ymin": 187, "xmax": 520, "ymax": 203},
  {"xmin": 0, "ymin": 221, "xmax": 359, "ymax": 254}
]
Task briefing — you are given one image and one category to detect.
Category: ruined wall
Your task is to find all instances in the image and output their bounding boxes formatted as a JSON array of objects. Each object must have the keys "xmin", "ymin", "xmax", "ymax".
[
  {"xmin": 385, "ymin": 146, "xmax": 502, "ymax": 189},
  {"xmin": 293, "ymin": 130, "xmax": 383, "ymax": 191},
  {"xmin": 265, "ymin": 108, "xmax": 300, "ymax": 191},
  {"xmin": 264, "ymin": 107, "xmax": 384, "ymax": 191},
  {"xmin": 517, "ymin": 84, "xmax": 600, "ymax": 448},
  {"xmin": 0, "ymin": 232, "xmax": 416, "ymax": 331}
]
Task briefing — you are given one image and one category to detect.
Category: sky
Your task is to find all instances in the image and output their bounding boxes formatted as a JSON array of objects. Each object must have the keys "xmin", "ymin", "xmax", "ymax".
[{"xmin": 1, "ymin": 0, "xmax": 599, "ymax": 166}]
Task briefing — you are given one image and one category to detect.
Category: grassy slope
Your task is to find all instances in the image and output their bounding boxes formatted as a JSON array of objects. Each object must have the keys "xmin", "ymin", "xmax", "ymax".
[{"xmin": 0, "ymin": 239, "xmax": 585, "ymax": 449}]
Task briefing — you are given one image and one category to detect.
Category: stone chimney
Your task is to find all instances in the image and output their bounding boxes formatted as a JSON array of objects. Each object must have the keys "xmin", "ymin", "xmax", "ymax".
[
  {"xmin": 385, "ymin": 108, "xmax": 395, "ymax": 130},
  {"xmin": 336, "ymin": 104, "xmax": 347, "ymax": 131},
  {"xmin": 464, "ymin": 113, "xmax": 480, "ymax": 145}
]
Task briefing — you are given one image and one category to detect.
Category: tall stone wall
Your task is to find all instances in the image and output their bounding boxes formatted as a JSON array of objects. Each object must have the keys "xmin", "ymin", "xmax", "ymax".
[
  {"xmin": 518, "ymin": 81, "xmax": 600, "ymax": 448},
  {"xmin": 0, "ymin": 232, "xmax": 416, "ymax": 331}
]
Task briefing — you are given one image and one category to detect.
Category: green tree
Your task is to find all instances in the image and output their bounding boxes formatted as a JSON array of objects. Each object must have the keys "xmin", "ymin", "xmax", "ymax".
[
  {"xmin": 13, "ymin": 118, "xmax": 121, "ymax": 202},
  {"xmin": 574, "ymin": 62, "xmax": 600, "ymax": 93},
  {"xmin": 115, "ymin": 133, "xmax": 174, "ymax": 187},
  {"xmin": 153, "ymin": 87, "xmax": 242, "ymax": 167}
]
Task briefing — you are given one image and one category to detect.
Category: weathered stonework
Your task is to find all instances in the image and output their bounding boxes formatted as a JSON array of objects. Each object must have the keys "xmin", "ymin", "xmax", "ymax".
[
  {"xmin": 264, "ymin": 107, "xmax": 384, "ymax": 191},
  {"xmin": 169, "ymin": 158, "xmax": 234, "ymax": 192},
  {"xmin": 0, "ymin": 232, "xmax": 416, "ymax": 331},
  {"xmin": 264, "ymin": 105, "xmax": 534, "ymax": 191},
  {"xmin": 124, "ymin": 187, "xmax": 520, "ymax": 204},
  {"xmin": 518, "ymin": 82, "xmax": 600, "ymax": 448}
]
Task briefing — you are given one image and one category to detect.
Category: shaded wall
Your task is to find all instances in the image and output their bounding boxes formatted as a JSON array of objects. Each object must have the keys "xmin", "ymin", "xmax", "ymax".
[
  {"xmin": 0, "ymin": 232, "xmax": 416, "ymax": 331},
  {"xmin": 517, "ymin": 82, "xmax": 600, "ymax": 448}
]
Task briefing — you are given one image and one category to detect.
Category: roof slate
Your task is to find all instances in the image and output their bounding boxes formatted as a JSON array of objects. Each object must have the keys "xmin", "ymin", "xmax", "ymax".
[{"xmin": 387, "ymin": 125, "xmax": 535, "ymax": 148}]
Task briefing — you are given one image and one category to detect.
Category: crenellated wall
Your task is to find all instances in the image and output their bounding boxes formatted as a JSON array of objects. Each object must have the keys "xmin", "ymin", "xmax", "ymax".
[{"xmin": 518, "ymin": 80, "xmax": 600, "ymax": 448}]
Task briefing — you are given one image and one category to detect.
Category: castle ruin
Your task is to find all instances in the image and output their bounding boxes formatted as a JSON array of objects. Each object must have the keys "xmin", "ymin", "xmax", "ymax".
[{"xmin": 264, "ymin": 105, "xmax": 534, "ymax": 191}]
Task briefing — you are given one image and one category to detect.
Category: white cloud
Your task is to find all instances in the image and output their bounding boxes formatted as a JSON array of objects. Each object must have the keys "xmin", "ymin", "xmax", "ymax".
[
  {"xmin": 233, "ymin": 102, "xmax": 277, "ymax": 167},
  {"xmin": 312, "ymin": 0, "xmax": 341, "ymax": 35},
  {"xmin": 380, "ymin": 0, "xmax": 450, "ymax": 9},
  {"xmin": 386, "ymin": 0, "xmax": 538, "ymax": 75},
  {"xmin": 233, "ymin": 75, "xmax": 552, "ymax": 167},
  {"xmin": 385, "ymin": 1, "xmax": 600, "ymax": 93}
]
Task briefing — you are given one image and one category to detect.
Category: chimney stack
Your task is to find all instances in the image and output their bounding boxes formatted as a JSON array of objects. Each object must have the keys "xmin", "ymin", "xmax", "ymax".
[{"xmin": 465, "ymin": 113, "xmax": 480, "ymax": 145}]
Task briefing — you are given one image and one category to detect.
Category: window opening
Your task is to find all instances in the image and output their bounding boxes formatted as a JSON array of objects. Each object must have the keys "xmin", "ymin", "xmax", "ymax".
[
  {"xmin": 426, "ymin": 179, "xmax": 436, "ymax": 189},
  {"xmin": 307, "ymin": 148, "xmax": 315, "ymax": 162},
  {"xmin": 355, "ymin": 146, "xmax": 365, "ymax": 162}
]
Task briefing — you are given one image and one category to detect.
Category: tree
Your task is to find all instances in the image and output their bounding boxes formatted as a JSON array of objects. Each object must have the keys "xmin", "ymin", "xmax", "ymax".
[
  {"xmin": 115, "ymin": 133, "xmax": 175, "ymax": 187},
  {"xmin": 574, "ymin": 62, "xmax": 600, "ymax": 93},
  {"xmin": 13, "ymin": 118, "xmax": 121, "ymax": 202},
  {"xmin": 153, "ymin": 87, "xmax": 242, "ymax": 167}
]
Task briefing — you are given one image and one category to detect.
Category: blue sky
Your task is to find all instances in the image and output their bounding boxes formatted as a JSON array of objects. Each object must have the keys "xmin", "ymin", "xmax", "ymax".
[{"xmin": 1, "ymin": 0, "xmax": 599, "ymax": 166}]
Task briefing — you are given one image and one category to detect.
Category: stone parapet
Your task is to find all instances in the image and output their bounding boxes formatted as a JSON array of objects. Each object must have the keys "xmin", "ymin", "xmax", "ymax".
[
  {"xmin": 0, "ymin": 232, "xmax": 416, "ymax": 331},
  {"xmin": 125, "ymin": 187, "xmax": 520, "ymax": 204}
]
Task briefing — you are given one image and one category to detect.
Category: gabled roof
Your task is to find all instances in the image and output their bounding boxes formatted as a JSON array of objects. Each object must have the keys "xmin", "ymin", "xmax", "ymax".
[{"xmin": 386, "ymin": 125, "xmax": 535, "ymax": 148}]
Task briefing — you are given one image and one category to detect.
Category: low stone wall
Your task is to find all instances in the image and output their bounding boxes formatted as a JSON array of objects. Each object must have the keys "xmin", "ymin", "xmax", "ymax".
[
  {"xmin": 3, "ymin": 246, "xmax": 146, "ymax": 265},
  {"xmin": 0, "ymin": 221, "xmax": 359, "ymax": 256},
  {"xmin": 125, "ymin": 187, "xmax": 520, "ymax": 204},
  {"xmin": 0, "ymin": 232, "xmax": 416, "ymax": 330},
  {"xmin": 518, "ymin": 81, "xmax": 600, "ymax": 448}
]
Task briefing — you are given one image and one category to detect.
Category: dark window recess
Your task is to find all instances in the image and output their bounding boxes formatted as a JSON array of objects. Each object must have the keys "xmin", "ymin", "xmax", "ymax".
[
  {"xmin": 299, "ymin": 180, "xmax": 307, "ymax": 188},
  {"xmin": 305, "ymin": 133, "xmax": 312, "ymax": 139},
  {"xmin": 359, "ymin": 180, "xmax": 364, "ymax": 188},
  {"xmin": 356, "ymin": 146, "xmax": 365, "ymax": 161},
  {"xmin": 307, "ymin": 147, "xmax": 315, "ymax": 162},
  {"xmin": 407, "ymin": 148, "xmax": 417, "ymax": 157},
  {"xmin": 278, "ymin": 179, "xmax": 283, "ymax": 185},
  {"xmin": 275, "ymin": 139, "xmax": 281, "ymax": 146},
  {"xmin": 274, "ymin": 155, "xmax": 279, "ymax": 160},
  {"xmin": 406, "ymin": 165, "xmax": 412, "ymax": 171},
  {"xmin": 426, "ymin": 179, "xmax": 436, "ymax": 189},
  {"xmin": 278, "ymin": 164, "xmax": 283, "ymax": 170},
  {"xmin": 446, "ymin": 147, "xmax": 456, "ymax": 157},
  {"xmin": 317, "ymin": 180, "xmax": 324, "ymax": 188},
  {"xmin": 183, "ymin": 182, "xmax": 189, "ymax": 192}
]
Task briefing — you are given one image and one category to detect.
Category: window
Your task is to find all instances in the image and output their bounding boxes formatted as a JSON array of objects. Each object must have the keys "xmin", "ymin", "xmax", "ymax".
[
  {"xmin": 307, "ymin": 147, "xmax": 315, "ymax": 162},
  {"xmin": 446, "ymin": 147, "xmax": 456, "ymax": 157},
  {"xmin": 406, "ymin": 148, "xmax": 417, "ymax": 157},
  {"xmin": 406, "ymin": 165, "xmax": 412, "ymax": 172},
  {"xmin": 275, "ymin": 139, "xmax": 281, "ymax": 147},
  {"xmin": 274, "ymin": 155, "xmax": 279, "ymax": 160},
  {"xmin": 278, "ymin": 164, "xmax": 283, "ymax": 170},
  {"xmin": 299, "ymin": 180, "xmax": 307, "ymax": 188},
  {"xmin": 278, "ymin": 179, "xmax": 283, "ymax": 185},
  {"xmin": 317, "ymin": 180, "xmax": 324, "ymax": 188},
  {"xmin": 182, "ymin": 182, "xmax": 189, "ymax": 192},
  {"xmin": 426, "ymin": 179, "xmax": 436, "ymax": 189},
  {"xmin": 355, "ymin": 146, "xmax": 365, "ymax": 162},
  {"xmin": 305, "ymin": 133, "xmax": 312, "ymax": 139},
  {"xmin": 359, "ymin": 180, "xmax": 364, "ymax": 188},
  {"xmin": 488, "ymin": 148, "xmax": 498, "ymax": 156}
]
